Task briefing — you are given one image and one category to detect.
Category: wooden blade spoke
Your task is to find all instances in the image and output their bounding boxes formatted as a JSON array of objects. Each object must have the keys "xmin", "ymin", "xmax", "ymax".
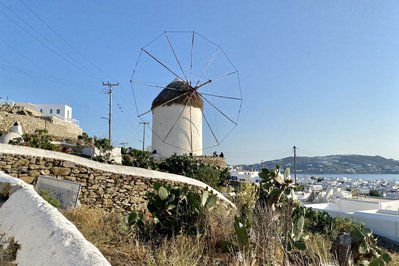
[
  {"xmin": 138, "ymin": 90, "xmax": 191, "ymax": 117},
  {"xmin": 130, "ymin": 80, "xmax": 182, "ymax": 92},
  {"xmin": 195, "ymin": 46, "xmax": 219, "ymax": 87},
  {"xmin": 164, "ymin": 32, "xmax": 188, "ymax": 82},
  {"xmin": 142, "ymin": 48, "xmax": 185, "ymax": 81},
  {"xmin": 199, "ymin": 94, "xmax": 237, "ymax": 125},
  {"xmin": 192, "ymin": 93, "xmax": 219, "ymax": 146},
  {"xmin": 202, "ymin": 109, "xmax": 220, "ymax": 146},
  {"xmin": 190, "ymin": 31, "xmax": 194, "ymax": 85},
  {"xmin": 200, "ymin": 92, "xmax": 242, "ymax": 101},
  {"xmin": 163, "ymin": 93, "xmax": 194, "ymax": 142}
]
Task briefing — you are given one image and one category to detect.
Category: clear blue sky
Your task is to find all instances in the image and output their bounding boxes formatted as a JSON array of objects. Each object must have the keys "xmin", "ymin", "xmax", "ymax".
[{"xmin": 1, "ymin": 0, "xmax": 399, "ymax": 165}]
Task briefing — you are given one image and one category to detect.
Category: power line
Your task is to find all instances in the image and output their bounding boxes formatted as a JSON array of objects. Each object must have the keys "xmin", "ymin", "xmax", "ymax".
[
  {"xmin": 0, "ymin": 0, "xmax": 103, "ymax": 80},
  {"xmin": 19, "ymin": 0, "xmax": 113, "ymax": 81}
]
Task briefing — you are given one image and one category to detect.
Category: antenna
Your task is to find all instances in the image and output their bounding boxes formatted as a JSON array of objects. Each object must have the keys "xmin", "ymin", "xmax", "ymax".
[{"xmin": 102, "ymin": 82, "xmax": 119, "ymax": 144}]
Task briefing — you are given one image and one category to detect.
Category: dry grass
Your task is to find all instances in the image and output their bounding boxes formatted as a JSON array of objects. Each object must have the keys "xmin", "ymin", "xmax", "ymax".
[
  {"xmin": 63, "ymin": 205, "xmax": 399, "ymax": 266},
  {"xmin": 0, "ymin": 236, "xmax": 20, "ymax": 266},
  {"xmin": 62, "ymin": 206, "xmax": 153, "ymax": 265},
  {"xmin": 63, "ymin": 205, "xmax": 238, "ymax": 266}
]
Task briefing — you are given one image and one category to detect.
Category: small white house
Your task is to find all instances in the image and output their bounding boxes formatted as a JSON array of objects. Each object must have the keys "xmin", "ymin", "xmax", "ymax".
[
  {"xmin": 15, "ymin": 102, "xmax": 78, "ymax": 125},
  {"xmin": 35, "ymin": 104, "xmax": 73, "ymax": 121},
  {"xmin": 230, "ymin": 169, "xmax": 260, "ymax": 183}
]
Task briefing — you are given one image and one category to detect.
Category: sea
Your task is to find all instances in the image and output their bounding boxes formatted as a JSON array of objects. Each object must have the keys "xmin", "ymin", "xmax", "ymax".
[{"xmin": 296, "ymin": 173, "xmax": 399, "ymax": 181}]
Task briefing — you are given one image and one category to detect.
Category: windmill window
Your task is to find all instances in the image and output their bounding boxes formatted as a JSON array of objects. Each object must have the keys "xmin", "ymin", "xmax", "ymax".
[
  {"xmin": 40, "ymin": 109, "xmax": 43, "ymax": 113},
  {"xmin": 50, "ymin": 109, "xmax": 53, "ymax": 114}
]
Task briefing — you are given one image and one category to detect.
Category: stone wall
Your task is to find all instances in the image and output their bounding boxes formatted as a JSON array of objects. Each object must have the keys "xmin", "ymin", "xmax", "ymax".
[
  {"xmin": 0, "ymin": 144, "xmax": 234, "ymax": 213},
  {"xmin": 196, "ymin": 156, "xmax": 227, "ymax": 169},
  {"xmin": 0, "ymin": 111, "xmax": 83, "ymax": 140}
]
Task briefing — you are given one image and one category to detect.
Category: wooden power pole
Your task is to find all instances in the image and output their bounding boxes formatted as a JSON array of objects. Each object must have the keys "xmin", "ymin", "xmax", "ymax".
[
  {"xmin": 293, "ymin": 146, "xmax": 297, "ymax": 184},
  {"xmin": 102, "ymin": 82, "xmax": 119, "ymax": 144},
  {"xmin": 139, "ymin": 121, "xmax": 149, "ymax": 151}
]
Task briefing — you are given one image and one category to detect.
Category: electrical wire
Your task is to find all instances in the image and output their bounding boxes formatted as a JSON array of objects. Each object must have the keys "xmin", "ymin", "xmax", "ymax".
[
  {"xmin": 19, "ymin": 0, "xmax": 113, "ymax": 81},
  {"xmin": 0, "ymin": 0, "xmax": 103, "ymax": 81}
]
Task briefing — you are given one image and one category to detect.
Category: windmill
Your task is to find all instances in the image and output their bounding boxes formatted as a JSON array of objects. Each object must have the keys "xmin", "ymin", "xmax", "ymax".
[{"xmin": 130, "ymin": 31, "xmax": 242, "ymax": 159}]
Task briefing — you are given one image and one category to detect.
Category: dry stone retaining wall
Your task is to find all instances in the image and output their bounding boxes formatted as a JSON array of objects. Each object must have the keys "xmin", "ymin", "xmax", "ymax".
[
  {"xmin": 0, "ymin": 144, "xmax": 234, "ymax": 213},
  {"xmin": 0, "ymin": 111, "xmax": 82, "ymax": 140}
]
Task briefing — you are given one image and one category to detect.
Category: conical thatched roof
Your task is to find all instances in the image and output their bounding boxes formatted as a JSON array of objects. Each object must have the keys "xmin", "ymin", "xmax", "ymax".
[{"xmin": 151, "ymin": 80, "xmax": 203, "ymax": 110}]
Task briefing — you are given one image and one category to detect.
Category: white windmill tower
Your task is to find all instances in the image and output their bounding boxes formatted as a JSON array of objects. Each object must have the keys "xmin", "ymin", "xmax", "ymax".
[
  {"xmin": 130, "ymin": 31, "xmax": 242, "ymax": 159},
  {"xmin": 151, "ymin": 78, "xmax": 203, "ymax": 158}
]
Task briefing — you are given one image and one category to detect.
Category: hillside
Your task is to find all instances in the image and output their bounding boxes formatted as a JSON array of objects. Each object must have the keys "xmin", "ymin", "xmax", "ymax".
[{"xmin": 238, "ymin": 155, "xmax": 399, "ymax": 174}]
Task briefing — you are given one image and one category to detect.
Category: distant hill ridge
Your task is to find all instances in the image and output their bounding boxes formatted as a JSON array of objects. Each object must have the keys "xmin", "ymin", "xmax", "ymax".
[{"xmin": 238, "ymin": 155, "xmax": 399, "ymax": 174}]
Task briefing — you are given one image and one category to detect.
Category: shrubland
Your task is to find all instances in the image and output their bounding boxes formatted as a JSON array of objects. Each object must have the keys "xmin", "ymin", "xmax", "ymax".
[{"xmin": 62, "ymin": 165, "xmax": 399, "ymax": 265}]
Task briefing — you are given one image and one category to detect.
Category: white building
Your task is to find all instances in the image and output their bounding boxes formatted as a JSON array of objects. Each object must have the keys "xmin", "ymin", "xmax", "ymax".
[
  {"xmin": 151, "ymin": 79, "xmax": 203, "ymax": 159},
  {"xmin": 15, "ymin": 103, "xmax": 78, "ymax": 125},
  {"xmin": 35, "ymin": 104, "xmax": 72, "ymax": 121},
  {"xmin": 306, "ymin": 198, "xmax": 399, "ymax": 242},
  {"xmin": 230, "ymin": 169, "xmax": 260, "ymax": 183}
]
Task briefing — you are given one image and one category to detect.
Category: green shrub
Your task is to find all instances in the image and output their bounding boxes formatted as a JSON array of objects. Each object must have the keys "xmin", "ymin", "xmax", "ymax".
[
  {"xmin": 93, "ymin": 137, "xmax": 113, "ymax": 151},
  {"xmin": 369, "ymin": 189, "xmax": 381, "ymax": 197},
  {"xmin": 39, "ymin": 190, "xmax": 61, "ymax": 208},
  {"xmin": 159, "ymin": 154, "xmax": 226, "ymax": 188},
  {"xmin": 9, "ymin": 129, "xmax": 56, "ymax": 150},
  {"xmin": 0, "ymin": 236, "xmax": 20, "ymax": 265},
  {"xmin": 129, "ymin": 183, "xmax": 217, "ymax": 237}
]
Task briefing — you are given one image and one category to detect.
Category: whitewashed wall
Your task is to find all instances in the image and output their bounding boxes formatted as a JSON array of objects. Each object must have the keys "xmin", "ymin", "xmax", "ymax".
[
  {"xmin": 152, "ymin": 104, "xmax": 202, "ymax": 159},
  {"xmin": 306, "ymin": 201, "xmax": 399, "ymax": 243},
  {"xmin": 0, "ymin": 172, "xmax": 110, "ymax": 266}
]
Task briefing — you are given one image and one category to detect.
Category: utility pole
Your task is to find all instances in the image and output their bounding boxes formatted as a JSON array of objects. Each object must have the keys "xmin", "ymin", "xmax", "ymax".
[
  {"xmin": 139, "ymin": 122, "xmax": 149, "ymax": 151},
  {"xmin": 293, "ymin": 146, "xmax": 297, "ymax": 184},
  {"xmin": 102, "ymin": 82, "xmax": 119, "ymax": 145}
]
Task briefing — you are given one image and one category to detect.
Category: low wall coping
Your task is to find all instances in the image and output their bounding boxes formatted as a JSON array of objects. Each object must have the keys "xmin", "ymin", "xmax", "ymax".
[
  {"xmin": 0, "ymin": 144, "xmax": 235, "ymax": 208},
  {"xmin": 0, "ymin": 171, "xmax": 110, "ymax": 265}
]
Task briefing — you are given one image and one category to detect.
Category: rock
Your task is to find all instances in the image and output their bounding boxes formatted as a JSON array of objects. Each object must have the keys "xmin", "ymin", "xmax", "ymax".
[
  {"xmin": 50, "ymin": 167, "xmax": 71, "ymax": 176},
  {"xmin": 130, "ymin": 197, "xmax": 143, "ymax": 204},
  {"xmin": 19, "ymin": 175, "xmax": 35, "ymax": 184},
  {"xmin": 18, "ymin": 166, "xmax": 28, "ymax": 173},
  {"xmin": 28, "ymin": 164, "xmax": 38, "ymax": 170},
  {"xmin": 102, "ymin": 198, "xmax": 113, "ymax": 205},
  {"xmin": 62, "ymin": 161, "xmax": 75, "ymax": 168},
  {"xmin": 12, "ymin": 159, "xmax": 30, "ymax": 167},
  {"xmin": 40, "ymin": 169, "xmax": 51, "ymax": 176},
  {"xmin": 331, "ymin": 233, "xmax": 354, "ymax": 266},
  {"xmin": 0, "ymin": 182, "xmax": 10, "ymax": 197},
  {"xmin": 28, "ymin": 170, "xmax": 40, "ymax": 178},
  {"xmin": 64, "ymin": 176, "xmax": 77, "ymax": 182}
]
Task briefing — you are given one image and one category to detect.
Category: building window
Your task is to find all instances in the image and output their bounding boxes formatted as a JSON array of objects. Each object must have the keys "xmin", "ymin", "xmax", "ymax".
[
  {"xmin": 239, "ymin": 179, "xmax": 246, "ymax": 182},
  {"xmin": 50, "ymin": 109, "xmax": 53, "ymax": 114},
  {"xmin": 40, "ymin": 109, "xmax": 43, "ymax": 113},
  {"xmin": 56, "ymin": 109, "xmax": 60, "ymax": 114}
]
